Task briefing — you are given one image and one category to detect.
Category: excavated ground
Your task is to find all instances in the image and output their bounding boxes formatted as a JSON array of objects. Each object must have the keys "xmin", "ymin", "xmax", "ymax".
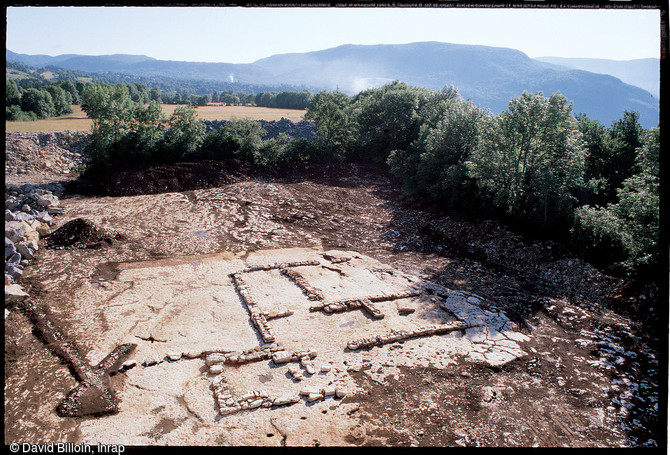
[{"xmin": 4, "ymin": 134, "xmax": 664, "ymax": 448}]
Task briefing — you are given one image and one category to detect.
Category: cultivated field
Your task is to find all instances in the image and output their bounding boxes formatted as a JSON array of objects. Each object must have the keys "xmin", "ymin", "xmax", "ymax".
[{"xmin": 5, "ymin": 104, "xmax": 307, "ymax": 132}]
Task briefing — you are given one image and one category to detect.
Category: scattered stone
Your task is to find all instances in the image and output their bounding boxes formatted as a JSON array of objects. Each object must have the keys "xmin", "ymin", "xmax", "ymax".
[
  {"xmin": 5, "ymin": 283, "xmax": 29, "ymax": 305},
  {"xmin": 15, "ymin": 241, "xmax": 37, "ymax": 259},
  {"xmin": 304, "ymin": 362, "xmax": 317, "ymax": 375},
  {"xmin": 142, "ymin": 358, "xmax": 159, "ymax": 367}
]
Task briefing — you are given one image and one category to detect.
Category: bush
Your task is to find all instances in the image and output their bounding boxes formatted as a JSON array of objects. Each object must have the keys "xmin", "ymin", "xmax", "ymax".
[
  {"xmin": 20, "ymin": 87, "xmax": 55, "ymax": 119},
  {"xmin": 6, "ymin": 105, "xmax": 38, "ymax": 121},
  {"xmin": 156, "ymin": 106, "xmax": 206, "ymax": 162},
  {"xmin": 572, "ymin": 127, "xmax": 659, "ymax": 276},
  {"xmin": 388, "ymin": 94, "xmax": 484, "ymax": 211}
]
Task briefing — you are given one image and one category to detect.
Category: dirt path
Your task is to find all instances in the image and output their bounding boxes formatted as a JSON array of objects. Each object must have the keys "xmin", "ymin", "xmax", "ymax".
[{"xmin": 4, "ymin": 140, "xmax": 662, "ymax": 447}]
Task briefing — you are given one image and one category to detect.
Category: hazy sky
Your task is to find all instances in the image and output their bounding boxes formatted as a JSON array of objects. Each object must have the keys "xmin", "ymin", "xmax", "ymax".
[{"xmin": 6, "ymin": 6, "xmax": 662, "ymax": 63}]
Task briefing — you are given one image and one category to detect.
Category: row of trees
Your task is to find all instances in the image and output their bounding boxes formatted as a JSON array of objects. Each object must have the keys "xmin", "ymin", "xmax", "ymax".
[
  {"xmin": 80, "ymin": 83, "xmax": 314, "ymax": 173},
  {"xmin": 6, "ymin": 78, "xmax": 81, "ymax": 120},
  {"xmin": 304, "ymin": 82, "xmax": 657, "ymax": 276},
  {"xmin": 80, "ymin": 81, "xmax": 659, "ymax": 277},
  {"xmin": 6, "ymin": 75, "xmax": 313, "ymax": 122},
  {"xmin": 254, "ymin": 90, "xmax": 312, "ymax": 109}
]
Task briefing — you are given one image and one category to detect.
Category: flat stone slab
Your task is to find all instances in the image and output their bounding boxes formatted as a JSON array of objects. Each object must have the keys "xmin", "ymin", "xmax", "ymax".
[{"xmin": 45, "ymin": 248, "xmax": 530, "ymax": 445}]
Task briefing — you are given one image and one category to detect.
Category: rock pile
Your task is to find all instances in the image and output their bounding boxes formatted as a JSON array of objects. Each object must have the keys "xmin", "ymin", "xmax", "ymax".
[
  {"xmin": 5, "ymin": 182, "xmax": 64, "ymax": 287},
  {"xmin": 203, "ymin": 118, "xmax": 316, "ymax": 141},
  {"xmin": 5, "ymin": 131, "xmax": 89, "ymax": 176},
  {"xmin": 424, "ymin": 216, "xmax": 622, "ymax": 305}
]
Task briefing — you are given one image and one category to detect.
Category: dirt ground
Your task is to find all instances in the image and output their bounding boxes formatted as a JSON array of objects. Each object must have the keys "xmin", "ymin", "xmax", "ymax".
[{"xmin": 4, "ymin": 136, "xmax": 665, "ymax": 448}]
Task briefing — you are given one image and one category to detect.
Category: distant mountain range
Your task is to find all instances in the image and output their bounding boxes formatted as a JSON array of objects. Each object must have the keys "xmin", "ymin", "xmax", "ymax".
[
  {"xmin": 535, "ymin": 56, "xmax": 660, "ymax": 99},
  {"xmin": 6, "ymin": 42, "xmax": 660, "ymax": 128}
]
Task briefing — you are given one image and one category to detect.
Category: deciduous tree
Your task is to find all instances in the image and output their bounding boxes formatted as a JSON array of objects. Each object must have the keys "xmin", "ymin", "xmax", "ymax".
[{"xmin": 467, "ymin": 91, "xmax": 586, "ymax": 229}]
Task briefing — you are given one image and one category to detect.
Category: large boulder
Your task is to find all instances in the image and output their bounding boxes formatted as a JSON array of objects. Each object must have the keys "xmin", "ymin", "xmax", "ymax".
[
  {"xmin": 5, "ymin": 283, "xmax": 29, "ymax": 305},
  {"xmin": 5, "ymin": 237, "xmax": 17, "ymax": 259},
  {"xmin": 5, "ymin": 220, "xmax": 38, "ymax": 243}
]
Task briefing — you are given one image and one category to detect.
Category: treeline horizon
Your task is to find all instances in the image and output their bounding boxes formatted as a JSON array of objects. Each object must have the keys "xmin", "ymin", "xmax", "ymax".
[
  {"xmin": 76, "ymin": 80, "xmax": 659, "ymax": 284},
  {"xmin": 6, "ymin": 60, "xmax": 313, "ymax": 120}
]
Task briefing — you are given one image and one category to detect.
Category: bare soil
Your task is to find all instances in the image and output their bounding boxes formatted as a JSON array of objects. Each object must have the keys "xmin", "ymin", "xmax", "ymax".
[{"xmin": 4, "ymin": 132, "xmax": 664, "ymax": 448}]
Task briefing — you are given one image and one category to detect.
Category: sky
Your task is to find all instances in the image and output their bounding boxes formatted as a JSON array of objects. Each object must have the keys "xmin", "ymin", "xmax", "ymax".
[{"xmin": 5, "ymin": 6, "xmax": 662, "ymax": 63}]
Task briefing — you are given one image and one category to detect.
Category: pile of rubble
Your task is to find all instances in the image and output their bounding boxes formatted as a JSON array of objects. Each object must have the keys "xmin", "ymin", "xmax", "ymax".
[
  {"xmin": 5, "ymin": 131, "xmax": 89, "ymax": 176},
  {"xmin": 5, "ymin": 182, "xmax": 64, "ymax": 290},
  {"xmin": 424, "ymin": 216, "xmax": 623, "ymax": 305}
]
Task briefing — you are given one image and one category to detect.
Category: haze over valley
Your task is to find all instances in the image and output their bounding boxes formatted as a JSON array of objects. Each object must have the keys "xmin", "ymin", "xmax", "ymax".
[{"xmin": 6, "ymin": 41, "xmax": 660, "ymax": 128}]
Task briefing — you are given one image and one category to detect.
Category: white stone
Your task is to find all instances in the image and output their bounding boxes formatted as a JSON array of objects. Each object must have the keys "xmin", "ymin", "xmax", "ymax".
[
  {"xmin": 167, "ymin": 352, "xmax": 182, "ymax": 361},
  {"xmin": 272, "ymin": 350, "xmax": 292, "ymax": 364},
  {"xmin": 273, "ymin": 396, "xmax": 300, "ymax": 406},
  {"xmin": 320, "ymin": 364, "xmax": 332, "ymax": 373},
  {"xmin": 143, "ymin": 358, "xmax": 159, "ymax": 367},
  {"xmin": 307, "ymin": 393, "xmax": 324, "ymax": 402},
  {"xmin": 248, "ymin": 399, "xmax": 264, "ymax": 409},
  {"xmin": 299, "ymin": 388, "xmax": 321, "ymax": 396},
  {"xmin": 335, "ymin": 388, "xmax": 346, "ymax": 398},
  {"xmin": 240, "ymin": 392, "xmax": 256, "ymax": 401},
  {"xmin": 208, "ymin": 364, "xmax": 224, "ymax": 375},
  {"xmin": 206, "ymin": 353, "xmax": 227, "ymax": 366},
  {"xmin": 220, "ymin": 405, "xmax": 241, "ymax": 415},
  {"xmin": 5, "ymin": 283, "xmax": 29, "ymax": 304}
]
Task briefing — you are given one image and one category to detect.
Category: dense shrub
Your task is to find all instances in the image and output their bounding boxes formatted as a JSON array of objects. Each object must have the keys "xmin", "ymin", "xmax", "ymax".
[
  {"xmin": 572, "ymin": 127, "xmax": 659, "ymax": 276},
  {"xmin": 388, "ymin": 91, "xmax": 483, "ymax": 210},
  {"xmin": 6, "ymin": 104, "xmax": 38, "ymax": 121},
  {"xmin": 20, "ymin": 87, "xmax": 55, "ymax": 119}
]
